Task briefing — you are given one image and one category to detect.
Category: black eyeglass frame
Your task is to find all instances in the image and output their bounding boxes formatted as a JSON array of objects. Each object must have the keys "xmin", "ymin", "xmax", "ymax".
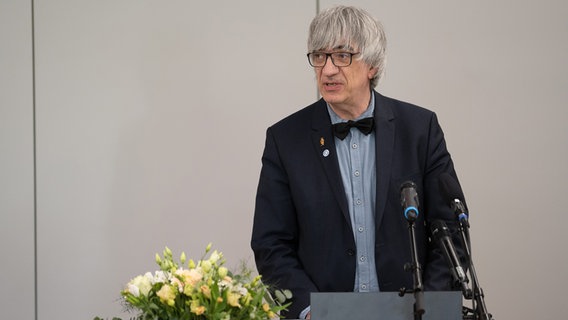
[{"xmin": 306, "ymin": 52, "xmax": 361, "ymax": 67}]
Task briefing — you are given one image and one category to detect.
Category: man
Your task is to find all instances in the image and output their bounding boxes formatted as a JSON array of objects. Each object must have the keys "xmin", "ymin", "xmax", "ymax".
[{"xmin": 251, "ymin": 6, "xmax": 464, "ymax": 319}]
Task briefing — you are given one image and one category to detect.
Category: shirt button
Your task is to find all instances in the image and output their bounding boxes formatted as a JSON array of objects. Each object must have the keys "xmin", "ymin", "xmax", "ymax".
[
  {"xmin": 358, "ymin": 226, "xmax": 364, "ymax": 232},
  {"xmin": 352, "ymin": 143, "xmax": 358, "ymax": 149},
  {"xmin": 356, "ymin": 199, "xmax": 362, "ymax": 205},
  {"xmin": 361, "ymin": 284, "xmax": 367, "ymax": 290},
  {"xmin": 354, "ymin": 170, "xmax": 360, "ymax": 177},
  {"xmin": 359, "ymin": 256, "xmax": 366, "ymax": 262}
]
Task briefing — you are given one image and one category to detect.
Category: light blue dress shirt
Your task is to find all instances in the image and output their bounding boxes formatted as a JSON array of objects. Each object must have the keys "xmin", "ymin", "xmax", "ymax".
[{"xmin": 327, "ymin": 92, "xmax": 379, "ymax": 293}]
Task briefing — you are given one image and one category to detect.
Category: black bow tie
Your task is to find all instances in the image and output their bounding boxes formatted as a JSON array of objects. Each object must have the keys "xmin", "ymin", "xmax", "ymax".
[{"xmin": 332, "ymin": 117, "xmax": 375, "ymax": 140}]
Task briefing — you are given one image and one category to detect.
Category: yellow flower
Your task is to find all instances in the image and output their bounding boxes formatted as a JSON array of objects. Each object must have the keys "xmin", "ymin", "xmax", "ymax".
[
  {"xmin": 180, "ymin": 268, "xmax": 203, "ymax": 287},
  {"xmin": 200, "ymin": 285, "xmax": 211, "ymax": 299},
  {"xmin": 217, "ymin": 297, "xmax": 224, "ymax": 303},
  {"xmin": 156, "ymin": 284, "xmax": 176, "ymax": 306},
  {"xmin": 227, "ymin": 291, "xmax": 242, "ymax": 308},
  {"xmin": 262, "ymin": 303, "xmax": 270, "ymax": 312},
  {"xmin": 195, "ymin": 306, "xmax": 206, "ymax": 315},
  {"xmin": 190, "ymin": 300, "xmax": 206, "ymax": 315}
]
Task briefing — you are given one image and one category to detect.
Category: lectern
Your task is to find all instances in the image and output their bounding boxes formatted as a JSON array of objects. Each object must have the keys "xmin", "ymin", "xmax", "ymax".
[{"xmin": 309, "ymin": 291, "xmax": 462, "ymax": 320}]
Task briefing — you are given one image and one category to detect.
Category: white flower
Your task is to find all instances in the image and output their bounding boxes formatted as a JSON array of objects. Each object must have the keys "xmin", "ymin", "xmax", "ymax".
[
  {"xmin": 143, "ymin": 272, "xmax": 154, "ymax": 288},
  {"xmin": 152, "ymin": 270, "xmax": 168, "ymax": 284},
  {"xmin": 127, "ymin": 283, "xmax": 140, "ymax": 297},
  {"xmin": 235, "ymin": 284, "xmax": 248, "ymax": 296},
  {"xmin": 127, "ymin": 275, "xmax": 152, "ymax": 297},
  {"xmin": 218, "ymin": 276, "xmax": 233, "ymax": 288}
]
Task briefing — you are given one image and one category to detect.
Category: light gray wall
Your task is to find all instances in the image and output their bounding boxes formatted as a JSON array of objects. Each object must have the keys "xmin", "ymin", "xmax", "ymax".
[
  {"xmin": 1, "ymin": 0, "xmax": 567, "ymax": 319},
  {"xmin": 0, "ymin": 1, "xmax": 35, "ymax": 319}
]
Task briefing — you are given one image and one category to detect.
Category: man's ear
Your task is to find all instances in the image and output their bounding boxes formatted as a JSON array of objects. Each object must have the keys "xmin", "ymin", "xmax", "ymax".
[{"xmin": 368, "ymin": 67, "xmax": 379, "ymax": 79}]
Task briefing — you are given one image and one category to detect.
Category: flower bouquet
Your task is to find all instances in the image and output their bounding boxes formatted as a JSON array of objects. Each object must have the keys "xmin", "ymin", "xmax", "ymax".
[{"xmin": 95, "ymin": 244, "xmax": 291, "ymax": 320}]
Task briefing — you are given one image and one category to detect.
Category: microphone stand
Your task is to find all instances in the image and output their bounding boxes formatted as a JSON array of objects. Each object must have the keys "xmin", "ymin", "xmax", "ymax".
[
  {"xmin": 399, "ymin": 217, "xmax": 425, "ymax": 320},
  {"xmin": 457, "ymin": 220, "xmax": 493, "ymax": 320}
]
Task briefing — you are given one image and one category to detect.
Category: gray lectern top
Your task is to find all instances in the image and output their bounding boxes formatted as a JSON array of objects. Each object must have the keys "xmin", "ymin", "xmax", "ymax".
[{"xmin": 309, "ymin": 291, "xmax": 462, "ymax": 320}]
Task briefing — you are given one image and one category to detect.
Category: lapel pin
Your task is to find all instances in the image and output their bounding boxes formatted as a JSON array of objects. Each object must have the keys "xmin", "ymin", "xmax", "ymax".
[{"xmin": 320, "ymin": 137, "xmax": 325, "ymax": 147}]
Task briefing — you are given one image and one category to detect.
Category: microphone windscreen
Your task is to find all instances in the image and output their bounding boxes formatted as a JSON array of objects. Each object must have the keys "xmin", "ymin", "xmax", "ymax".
[{"xmin": 400, "ymin": 180, "xmax": 417, "ymax": 191}]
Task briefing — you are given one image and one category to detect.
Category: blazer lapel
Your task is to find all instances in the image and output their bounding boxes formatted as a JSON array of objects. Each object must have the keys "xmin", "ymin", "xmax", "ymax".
[
  {"xmin": 374, "ymin": 92, "xmax": 396, "ymax": 229},
  {"xmin": 310, "ymin": 99, "xmax": 351, "ymax": 226}
]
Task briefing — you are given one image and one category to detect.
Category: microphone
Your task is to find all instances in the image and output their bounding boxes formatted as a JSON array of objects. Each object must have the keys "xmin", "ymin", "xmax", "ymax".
[
  {"xmin": 438, "ymin": 173, "xmax": 469, "ymax": 227},
  {"xmin": 430, "ymin": 219, "xmax": 471, "ymax": 298},
  {"xmin": 400, "ymin": 181, "xmax": 419, "ymax": 222}
]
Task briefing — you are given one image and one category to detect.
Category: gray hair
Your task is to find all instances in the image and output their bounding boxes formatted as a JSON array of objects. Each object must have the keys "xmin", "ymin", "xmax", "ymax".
[{"xmin": 307, "ymin": 6, "xmax": 387, "ymax": 88}]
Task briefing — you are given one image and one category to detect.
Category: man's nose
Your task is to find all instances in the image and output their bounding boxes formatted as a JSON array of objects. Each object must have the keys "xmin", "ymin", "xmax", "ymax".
[{"xmin": 321, "ymin": 56, "xmax": 339, "ymax": 74}]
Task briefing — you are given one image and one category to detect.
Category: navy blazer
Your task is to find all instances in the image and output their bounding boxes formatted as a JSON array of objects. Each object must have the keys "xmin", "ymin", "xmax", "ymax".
[{"xmin": 251, "ymin": 91, "xmax": 463, "ymax": 318}]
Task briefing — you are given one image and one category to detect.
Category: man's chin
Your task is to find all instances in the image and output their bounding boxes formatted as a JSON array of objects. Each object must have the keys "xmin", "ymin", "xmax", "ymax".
[{"xmin": 320, "ymin": 92, "xmax": 343, "ymax": 105}]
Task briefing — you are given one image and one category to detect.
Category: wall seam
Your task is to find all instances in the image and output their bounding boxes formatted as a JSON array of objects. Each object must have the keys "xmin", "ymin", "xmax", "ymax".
[{"xmin": 31, "ymin": 0, "xmax": 38, "ymax": 320}]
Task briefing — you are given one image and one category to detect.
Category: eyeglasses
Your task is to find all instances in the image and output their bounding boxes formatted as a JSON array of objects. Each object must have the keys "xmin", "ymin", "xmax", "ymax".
[{"xmin": 307, "ymin": 52, "xmax": 360, "ymax": 67}]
